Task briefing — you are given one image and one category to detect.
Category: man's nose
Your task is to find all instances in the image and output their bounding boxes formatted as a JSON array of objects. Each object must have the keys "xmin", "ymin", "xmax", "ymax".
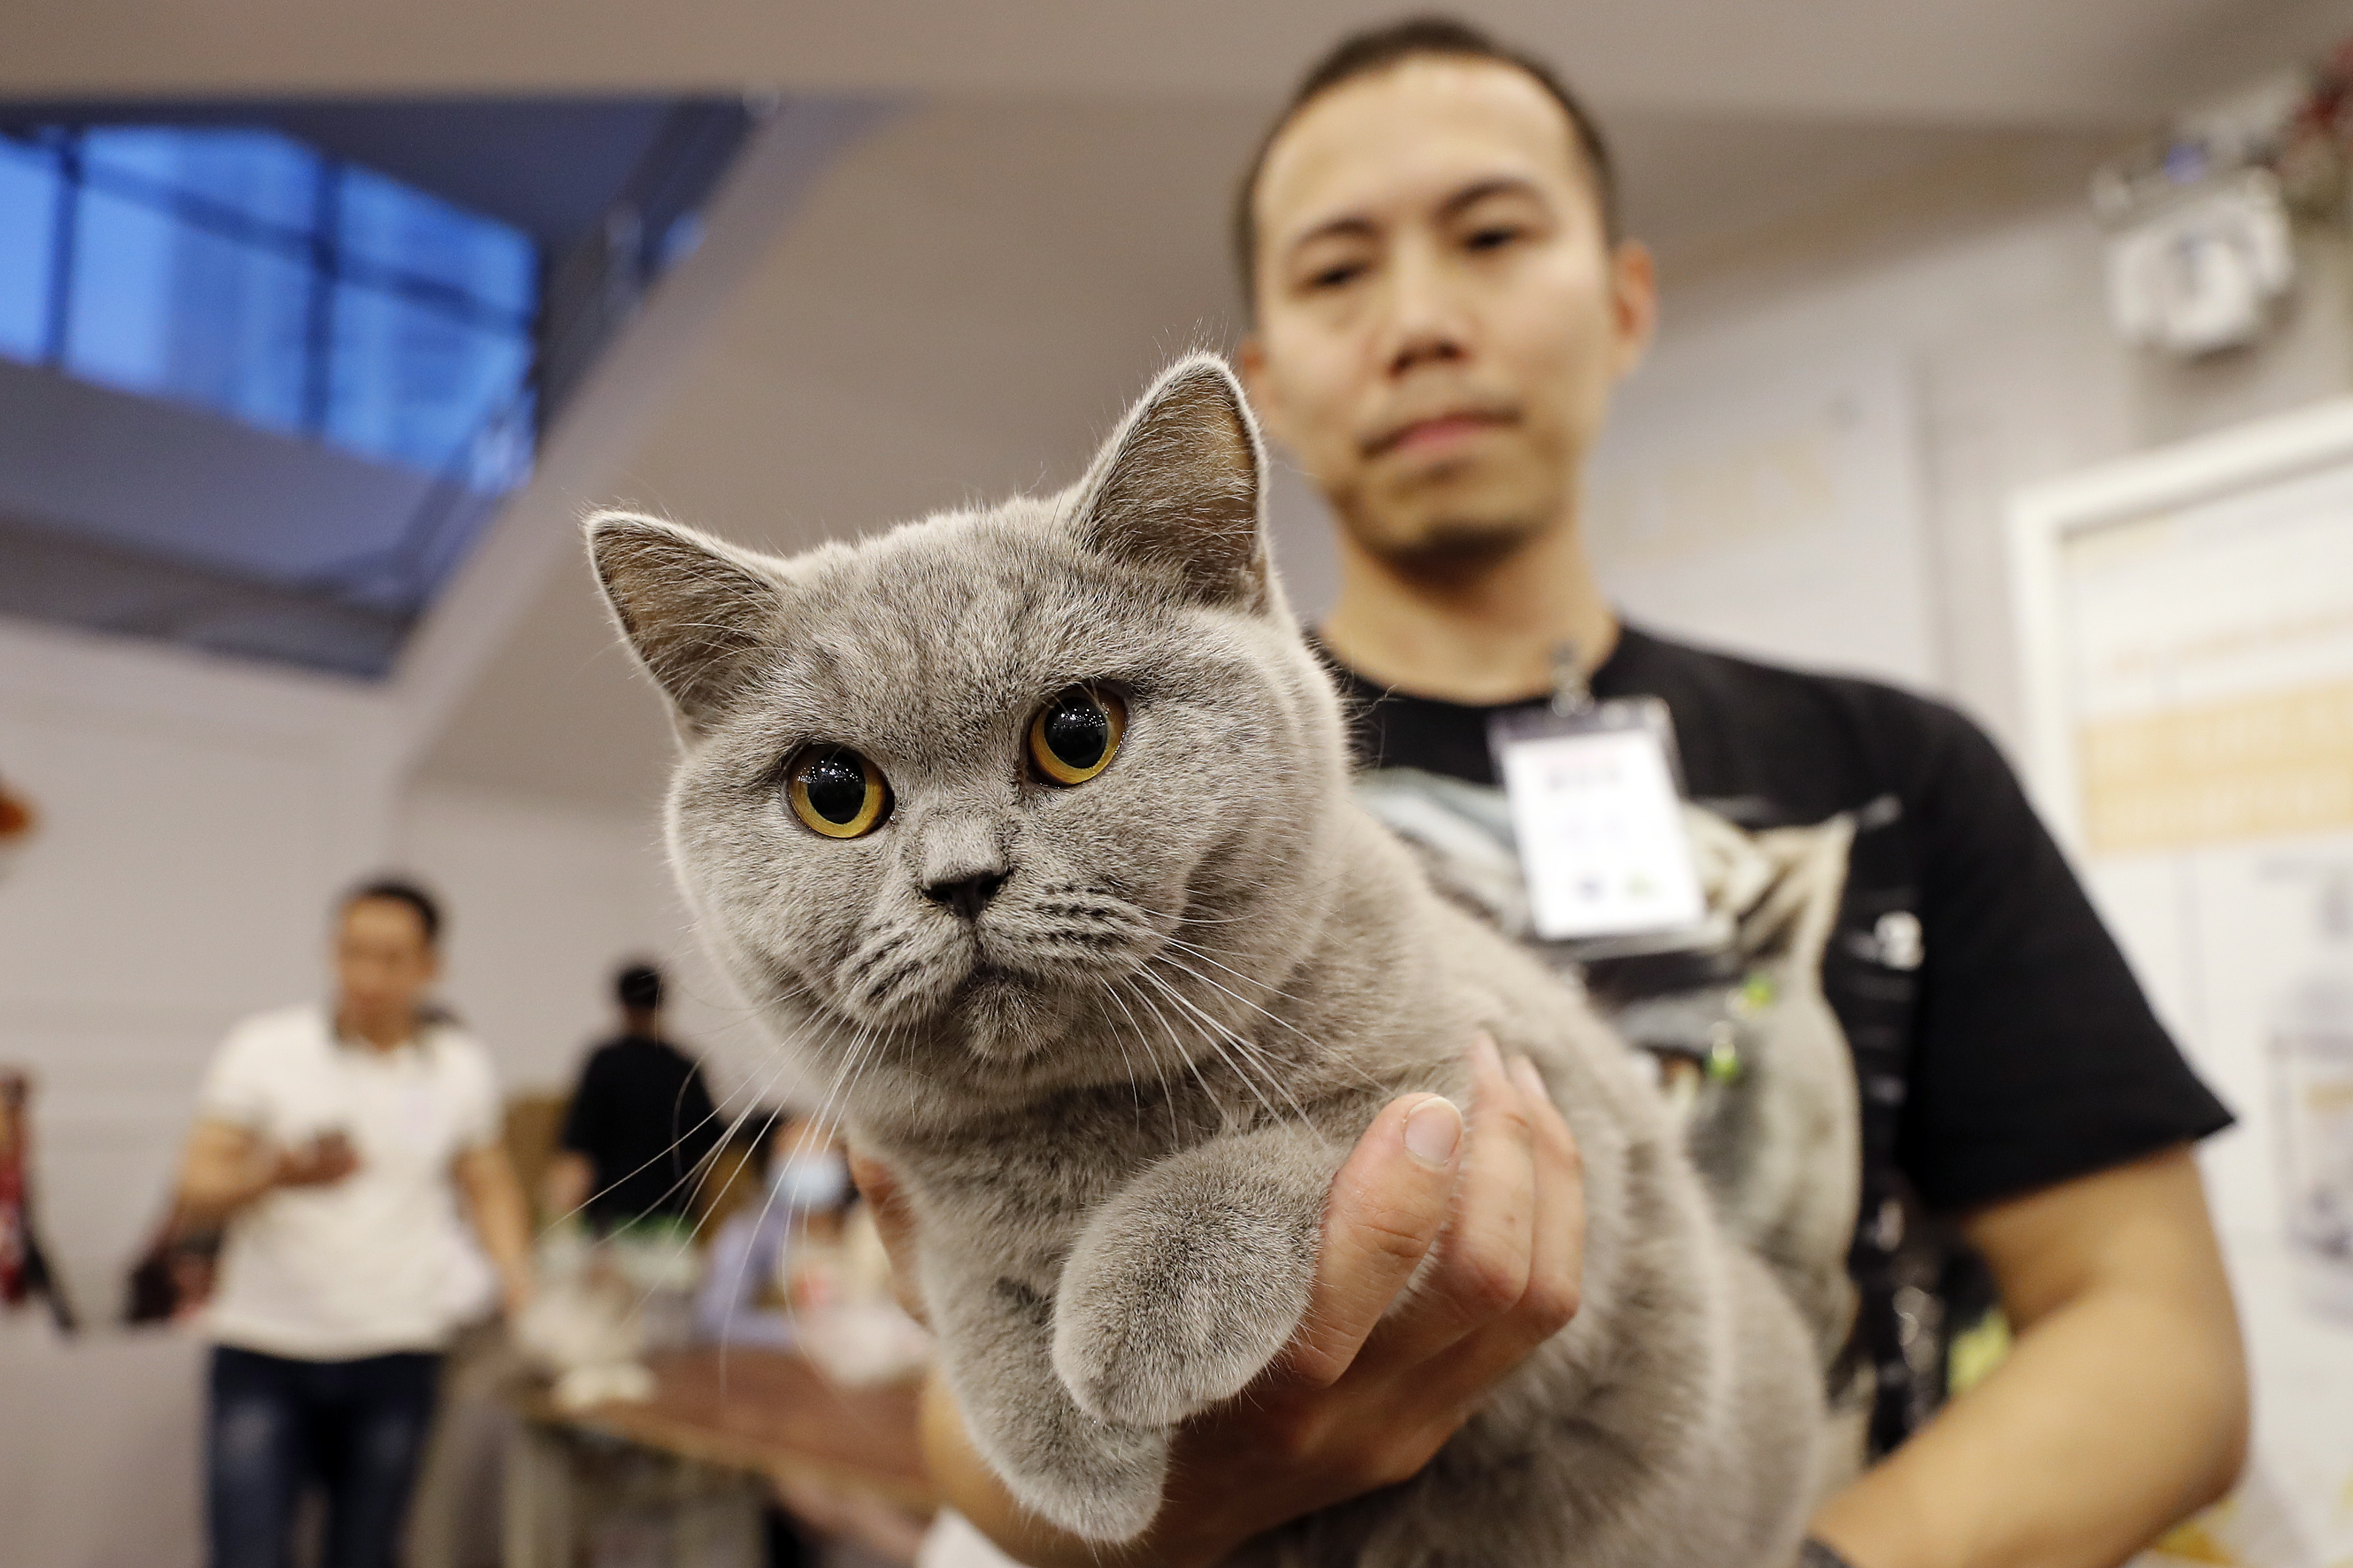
[
  {"xmin": 924, "ymin": 870, "xmax": 1009, "ymax": 921},
  {"xmin": 1381, "ymin": 241, "xmax": 1468, "ymax": 376}
]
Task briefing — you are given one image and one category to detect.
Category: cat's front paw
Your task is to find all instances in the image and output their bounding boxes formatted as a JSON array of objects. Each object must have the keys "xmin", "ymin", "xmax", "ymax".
[
  {"xmin": 1051, "ymin": 1184, "xmax": 1316, "ymax": 1428},
  {"xmin": 993, "ymin": 1412, "xmax": 1169, "ymax": 1543}
]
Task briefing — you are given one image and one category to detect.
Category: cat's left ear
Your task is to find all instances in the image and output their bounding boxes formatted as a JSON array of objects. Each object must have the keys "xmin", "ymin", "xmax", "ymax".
[{"xmin": 1073, "ymin": 354, "xmax": 1268, "ymax": 609}]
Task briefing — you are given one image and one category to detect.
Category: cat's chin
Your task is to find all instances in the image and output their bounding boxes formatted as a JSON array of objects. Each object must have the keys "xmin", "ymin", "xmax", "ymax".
[{"xmin": 946, "ymin": 965, "xmax": 1072, "ymax": 1065}]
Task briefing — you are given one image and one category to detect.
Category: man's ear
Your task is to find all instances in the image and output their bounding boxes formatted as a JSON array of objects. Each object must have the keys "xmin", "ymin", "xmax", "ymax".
[
  {"xmin": 586, "ymin": 510, "xmax": 787, "ymax": 735},
  {"xmin": 1607, "ymin": 239, "xmax": 1659, "ymax": 380},
  {"xmin": 1072, "ymin": 353, "xmax": 1268, "ymax": 609}
]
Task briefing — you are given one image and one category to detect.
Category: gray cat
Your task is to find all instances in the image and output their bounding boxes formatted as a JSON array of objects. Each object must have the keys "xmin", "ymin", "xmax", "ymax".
[{"xmin": 590, "ymin": 356, "xmax": 1829, "ymax": 1567}]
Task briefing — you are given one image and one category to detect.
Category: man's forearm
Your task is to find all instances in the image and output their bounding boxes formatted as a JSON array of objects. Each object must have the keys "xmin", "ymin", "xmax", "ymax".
[
  {"xmin": 175, "ymin": 1128, "xmax": 278, "ymax": 1227},
  {"xmin": 1807, "ymin": 1151, "xmax": 2249, "ymax": 1568},
  {"xmin": 457, "ymin": 1148, "xmax": 536, "ymax": 1304},
  {"xmin": 177, "ymin": 1165, "xmax": 274, "ymax": 1228},
  {"xmin": 543, "ymin": 1151, "xmax": 594, "ymax": 1220}
]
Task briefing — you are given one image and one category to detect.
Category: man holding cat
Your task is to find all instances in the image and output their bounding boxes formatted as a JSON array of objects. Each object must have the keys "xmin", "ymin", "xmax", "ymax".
[{"xmin": 901, "ymin": 18, "xmax": 2247, "ymax": 1568}]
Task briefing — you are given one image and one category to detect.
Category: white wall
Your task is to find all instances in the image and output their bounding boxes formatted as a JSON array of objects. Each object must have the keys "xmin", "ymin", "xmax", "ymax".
[{"xmin": 1598, "ymin": 185, "xmax": 2353, "ymax": 758}]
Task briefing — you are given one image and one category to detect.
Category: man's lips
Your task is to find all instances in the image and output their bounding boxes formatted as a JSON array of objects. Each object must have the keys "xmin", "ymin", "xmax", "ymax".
[{"xmin": 1364, "ymin": 410, "xmax": 1515, "ymax": 459}]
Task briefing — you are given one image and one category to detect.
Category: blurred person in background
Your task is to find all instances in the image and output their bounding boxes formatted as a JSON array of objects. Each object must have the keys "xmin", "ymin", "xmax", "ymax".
[
  {"xmin": 174, "ymin": 879, "xmax": 533, "ymax": 1568},
  {"xmin": 545, "ymin": 961, "xmax": 724, "ymax": 1232},
  {"xmin": 0, "ymin": 772, "xmax": 33, "ymax": 885},
  {"xmin": 902, "ymin": 18, "xmax": 2247, "ymax": 1568},
  {"xmin": 693, "ymin": 1112, "xmax": 855, "ymax": 1349}
]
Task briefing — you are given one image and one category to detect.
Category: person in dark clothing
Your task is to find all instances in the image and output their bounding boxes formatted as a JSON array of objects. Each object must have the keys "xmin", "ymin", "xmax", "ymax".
[
  {"xmin": 1321, "ymin": 625, "xmax": 2235, "ymax": 1453},
  {"xmin": 545, "ymin": 964, "xmax": 723, "ymax": 1231}
]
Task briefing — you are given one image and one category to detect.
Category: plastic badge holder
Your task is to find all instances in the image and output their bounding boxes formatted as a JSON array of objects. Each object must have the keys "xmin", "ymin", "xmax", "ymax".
[{"xmin": 1487, "ymin": 646, "xmax": 1706, "ymax": 945}]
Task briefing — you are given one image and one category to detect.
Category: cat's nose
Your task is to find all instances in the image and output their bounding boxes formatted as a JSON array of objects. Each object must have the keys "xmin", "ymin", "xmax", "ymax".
[{"xmin": 924, "ymin": 870, "xmax": 1009, "ymax": 921}]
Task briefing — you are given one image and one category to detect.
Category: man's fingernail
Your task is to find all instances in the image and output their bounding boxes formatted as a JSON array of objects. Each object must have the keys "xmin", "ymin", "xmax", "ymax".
[{"xmin": 1404, "ymin": 1097, "xmax": 1463, "ymax": 1168}]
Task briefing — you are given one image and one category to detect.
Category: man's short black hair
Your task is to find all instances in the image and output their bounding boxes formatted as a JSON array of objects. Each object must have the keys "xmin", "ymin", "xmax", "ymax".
[
  {"xmin": 341, "ymin": 877, "xmax": 442, "ymax": 948},
  {"xmin": 1232, "ymin": 14, "xmax": 1621, "ymax": 316},
  {"xmin": 616, "ymin": 962, "xmax": 664, "ymax": 1014}
]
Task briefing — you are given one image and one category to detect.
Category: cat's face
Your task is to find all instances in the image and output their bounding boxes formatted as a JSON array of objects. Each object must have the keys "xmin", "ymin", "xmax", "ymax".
[{"xmin": 592, "ymin": 358, "xmax": 1349, "ymax": 1102}]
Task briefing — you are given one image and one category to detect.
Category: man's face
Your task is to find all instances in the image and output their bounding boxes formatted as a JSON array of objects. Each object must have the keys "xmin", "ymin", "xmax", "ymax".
[
  {"xmin": 334, "ymin": 898, "xmax": 437, "ymax": 1030},
  {"xmin": 1240, "ymin": 57, "xmax": 1655, "ymax": 569}
]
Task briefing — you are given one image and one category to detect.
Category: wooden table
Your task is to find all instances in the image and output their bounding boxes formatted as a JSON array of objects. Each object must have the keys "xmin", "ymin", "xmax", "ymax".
[{"xmin": 505, "ymin": 1349, "xmax": 932, "ymax": 1568}]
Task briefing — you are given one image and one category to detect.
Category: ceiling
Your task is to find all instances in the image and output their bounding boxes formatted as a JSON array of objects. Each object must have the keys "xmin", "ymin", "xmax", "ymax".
[
  {"xmin": 7, "ymin": 0, "xmax": 2348, "ymax": 125},
  {"xmin": 15, "ymin": 0, "xmax": 2343, "ymax": 808}
]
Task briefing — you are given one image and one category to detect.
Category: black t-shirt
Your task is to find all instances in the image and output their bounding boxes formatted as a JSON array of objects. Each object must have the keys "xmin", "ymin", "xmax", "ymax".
[
  {"xmin": 1327, "ymin": 622, "xmax": 2231, "ymax": 1446},
  {"xmin": 558, "ymin": 1034, "xmax": 722, "ymax": 1230}
]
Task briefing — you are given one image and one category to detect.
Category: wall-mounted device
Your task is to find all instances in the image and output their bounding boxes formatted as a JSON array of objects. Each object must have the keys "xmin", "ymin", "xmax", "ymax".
[{"xmin": 2093, "ymin": 53, "xmax": 2352, "ymax": 358}]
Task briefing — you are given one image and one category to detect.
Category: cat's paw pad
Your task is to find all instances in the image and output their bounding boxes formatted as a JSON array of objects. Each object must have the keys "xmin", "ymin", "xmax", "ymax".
[{"xmin": 1051, "ymin": 1220, "xmax": 1308, "ymax": 1427}]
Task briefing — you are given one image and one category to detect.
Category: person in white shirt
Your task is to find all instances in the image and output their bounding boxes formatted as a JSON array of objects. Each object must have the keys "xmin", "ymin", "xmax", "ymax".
[{"xmin": 174, "ymin": 879, "xmax": 534, "ymax": 1568}]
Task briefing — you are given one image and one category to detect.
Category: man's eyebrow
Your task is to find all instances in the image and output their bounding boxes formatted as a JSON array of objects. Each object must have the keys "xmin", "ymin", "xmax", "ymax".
[
  {"xmin": 1281, "ymin": 174, "xmax": 1548, "ymax": 259},
  {"xmin": 1283, "ymin": 211, "xmax": 1380, "ymax": 257},
  {"xmin": 1437, "ymin": 175, "xmax": 1545, "ymax": 220}
]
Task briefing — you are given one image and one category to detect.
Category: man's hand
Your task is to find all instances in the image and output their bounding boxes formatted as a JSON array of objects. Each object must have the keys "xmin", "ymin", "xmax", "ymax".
[
  {"xmin": 541, "ymin": 1150, "xmax": 595, "ymax": 1224},
  {"xmin": 274, "ymin": 1131, "xmax": 360, "ymax": 1189},
  {"xmin": 176, "ymin": 1118, "xmax": 351, "ymax": 1225},
  {"xmin": 852, "ymin": 1032, "xmax": 1583, "ymax": 1568}
]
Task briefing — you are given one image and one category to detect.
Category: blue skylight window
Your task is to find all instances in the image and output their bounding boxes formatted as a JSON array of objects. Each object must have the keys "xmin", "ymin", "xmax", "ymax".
[
  {"xmin": 67, "ymin": 184, "xmax": 314, "ymax": 434},
  {"xmin": 0, "ymin": 138, "xmax": 60, "ymax": 361},
  {"xmin": 0, "ymin": 125, "xmax": 539, "ymax": 484},
  {"xmin": 80, "ymin": 126, "xmax": 323, "ymax": 232},
  {"xmin": 337, "ymin": 164, "xmax": 536, "ymax": 318},
  {"xmin": 329, "ymin": 281, "xmax": 534, "ymax": 478}
]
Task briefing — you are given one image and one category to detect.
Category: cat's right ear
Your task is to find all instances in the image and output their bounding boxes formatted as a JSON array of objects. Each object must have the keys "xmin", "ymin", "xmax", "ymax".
[{"xmin": 587, "ymin": 511, "xmax": 786, "ymax": 735}]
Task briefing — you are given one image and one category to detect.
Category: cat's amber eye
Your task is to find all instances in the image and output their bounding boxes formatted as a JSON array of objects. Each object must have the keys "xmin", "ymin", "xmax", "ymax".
[
  {"xmin": 1028, "ymin": 687, "xmax": 1126, "ymax": 786},
  {"xmin": 786, "ymin": 747, "xmax": 890, "ymax": 838}
]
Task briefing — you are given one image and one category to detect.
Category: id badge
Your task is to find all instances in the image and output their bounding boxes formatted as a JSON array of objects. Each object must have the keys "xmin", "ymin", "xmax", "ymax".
[{"xmin": 1489, "ymin": 696, "xmax": 1705, "ymax": 941}]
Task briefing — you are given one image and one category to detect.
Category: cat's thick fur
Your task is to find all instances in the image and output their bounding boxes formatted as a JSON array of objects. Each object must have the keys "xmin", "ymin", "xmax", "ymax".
[{"xmin": 591, "ymin": 357, "xmax": 1829, "ymax": 1567}]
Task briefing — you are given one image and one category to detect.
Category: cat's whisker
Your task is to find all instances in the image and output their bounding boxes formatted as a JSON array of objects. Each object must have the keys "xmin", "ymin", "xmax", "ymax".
[
  {"xmin": 669, "ymin": 1008, "xmax": 833, "ymax": 1230},
  {"xmin": 1149, "ymin": 966, "xmax": 1332, "ymax": 1130},
  {"xmin": 1114, "ymin": 886, "xmax": 1275, "ymax": 927},
  {"xmin": 1098, "ymin": 977, "xmax": 1183, "ymax": 1147},
  {"xmin": 1152, "ymin": 933, "xmax": 1325, "ymax": 1020},
  {"xmin": 1149, "ymin": 947, "xmax": 1391, "ymax": 1099},
  {"xmin": 1117, "ymin": 972, "xmax": 1225, "ymax": 1119},
  {"xmin": 629, "ymin": 1014, "xmax": 835, "ymax": 1344},
  {"xmin": 1132, "ymin": 966, "xmax": 1304, "ymax": 1131},
  {"xmin": 1088, "ymin": 980, "xmax": 1148, "ymax": 1127},
  {"xmin": 721, "ymin": 1013, "xmax": 887, "ymax": 1361}
]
